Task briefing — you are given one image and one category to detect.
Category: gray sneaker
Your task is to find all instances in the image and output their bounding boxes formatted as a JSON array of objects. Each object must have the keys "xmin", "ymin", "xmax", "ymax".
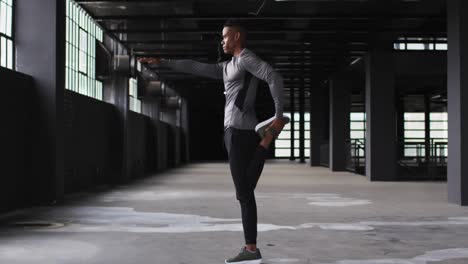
[
  {"xmin": 225, "ymin": 247, "xmax": 262, "ymax": 264},
  {"xmin": 255, "ymin": 116, "xmax": 290, "ymax": 139}
]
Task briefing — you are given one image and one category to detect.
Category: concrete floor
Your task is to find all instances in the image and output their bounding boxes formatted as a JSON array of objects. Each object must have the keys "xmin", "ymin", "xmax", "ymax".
[{"xmin": 1, "ymin": 161, "xmax": 468, "ymax": 264}]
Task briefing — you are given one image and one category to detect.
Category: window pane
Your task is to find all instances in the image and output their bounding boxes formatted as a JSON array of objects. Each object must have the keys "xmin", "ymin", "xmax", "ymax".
[
  {"xmin": 79, "ymin": 50, "xmax": 87, "ymax": 73},
  {"xmin": 0, "ymin": 2, "xmax": 6, "ymax": 35},
  {"xmin": 275, "ymin": 149, "xmax": 290, "ymax": 157},
  {"xmin": 278, "ymin": 131, "xmax": 290, "ymax": 139},
  {"xmin": 1, "ymin": 36, "xmax": 6, "ymax": 67},
  {"xmin": 404, "ymin": 149, "xmax": 417, "ymax": 157},
  {"xmin": 6, "ymin": 38, "xmax": 12, "ymax": 69},
  {"xmin": 404, "ymin": 113, "xmax": 425, "ymax": 121},
  {"xmin": 96, "ymin": 81, "xmax": 102, "ymax": 100},
  {"xmin": 80, "ymin": 28, "xmax": 87, "ymax": 52},
  {"xmin": 407, "ymin": 43, "xmax": 425, "ymax": 50},
  {"xmin": 430, "ymin": 112, "xmax": 447, "ymax": 121},
  {"xmin": 129, "ymin": 78, "xmax": 141, "ymax": 113},
  {"xmin": 65, "ymin": 44, "xmax": 69, "ymax": 67},
  {"xmin": 65, "ymin": 68, "xmax": 69, "ymax": 89},
  {"xmin": 87, "ymin": 55, "xmax": 92, "ymax": 75},
  {"xmin": 275, "ymin": 140, "xmax": 290, "ymax": 148},
  {"xmin": 351, "ymin": 131, "xmax": 365, "ymax": 139},
  {"xmin": 351, "ymin": 112, "xmax": 365, "ymax": 121},
  {"xmin": 6, "ymin": 4, "xmax": 11, "ymax": 36},
  {"xmin": 350, "ymin": 122, "xmax": 365, "ymax": 130},
  {"xmin": 404, "ymin": 121, "xmax": 425, "ymax": 130},
  {"xmin": 430, "ymin": 122, "xmax": 447, "ymax": 130},
  {"xmin": 436, "ymin": 43, "xmax": 447, "ymax": 50},
  {"xmin": 430, "ymin": 130, "xmax": 448, "ymax": 139},
  {"xmin": 405, "ymin": 130, "xmax": 425, "ymax": 139}
]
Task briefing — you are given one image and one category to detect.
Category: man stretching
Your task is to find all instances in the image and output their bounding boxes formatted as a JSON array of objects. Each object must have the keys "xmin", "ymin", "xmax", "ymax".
[{"xmin": 139, "ymin": 19, "xmax": 288, "ymax": 264}]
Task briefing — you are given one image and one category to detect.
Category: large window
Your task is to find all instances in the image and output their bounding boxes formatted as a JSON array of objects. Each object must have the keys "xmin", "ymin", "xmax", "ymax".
[
  {"xmin": 404, "ymin": 113, "xmax": 426, "ymax": 157},
  {"xmin": 350, "ymin": 112, "xmax": 366, "ymax": 157},
  {"xmin": 403, "ymin": 112, "xmax": 448, "ymax": 159},
  {"xmin": 430, "ymin": 112, "xmax": 448, "ymax": 158},
  {"xmin": 394, "ymin": 37, "xmax": 447, "ymax": 51},
  {"xmin": 65, "ymin": 0, "xmax": 103, "ymax": 100},
  {"xmin": 0, "ymin": 0, "xmax": 14, "ymax": 70},
  {"xmin": 275, "ymin": 112, "xmax": 310, "ymax": 158},
  {"xmin": 129, "ymin": 78, "xmax": 141, "ymax": 113}
]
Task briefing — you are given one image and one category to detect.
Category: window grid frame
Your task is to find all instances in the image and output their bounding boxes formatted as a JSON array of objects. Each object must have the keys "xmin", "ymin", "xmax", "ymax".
[
  {"xmin": 394, "ymin": 37, "xmax": 447, "ymax": 51},
  {"xmin": 0, "ymin": 0, "xmax": 15, "ymax": 70},
  {"xmin": 429, "ymin": 112, "xmax": 448, "ymax": 158},
  {"xmin": 129, "ymin": 77, "xmax": 142, "ymax": 113},
  {"xmin": 65, "ymin": 0, "xmax": 103, "ymax": 100},
  {"xmin": 403, "ymin": 112, "xmax": 426, "ymax": 158},
  {"xmin": 350, "ymin": 112, "xmax": 366, "ymax": 157},
  {"xmin": 275, "ymin": 112, "xmax": 311, "ymax": 158}
]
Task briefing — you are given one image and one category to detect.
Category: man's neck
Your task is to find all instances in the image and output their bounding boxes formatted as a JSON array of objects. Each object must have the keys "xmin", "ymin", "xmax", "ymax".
[{"xmin": 233, "ymin": 46, "xmax": 245, "ymax": 57}]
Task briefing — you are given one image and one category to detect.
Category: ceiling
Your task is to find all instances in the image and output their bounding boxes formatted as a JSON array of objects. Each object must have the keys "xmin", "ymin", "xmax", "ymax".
[{"xmin": 76, "ymin": 0, "xmax": 447, "ymax": 110}]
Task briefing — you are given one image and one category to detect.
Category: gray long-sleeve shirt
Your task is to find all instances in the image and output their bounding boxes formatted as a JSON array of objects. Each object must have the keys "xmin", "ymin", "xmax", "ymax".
[{"xmin": 160, "ymin": 48, "xmax": 284, "ymax": 130}]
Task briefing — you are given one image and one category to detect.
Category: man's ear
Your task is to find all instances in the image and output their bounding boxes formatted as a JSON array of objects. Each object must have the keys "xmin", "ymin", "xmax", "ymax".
[{"xmin": 235, "ymin": 32, "xmax": 241, "ymax": 42}]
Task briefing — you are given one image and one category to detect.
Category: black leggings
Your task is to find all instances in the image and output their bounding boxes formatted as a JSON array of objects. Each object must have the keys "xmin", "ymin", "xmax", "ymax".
[{"xmin": 224, "ymin": 127, "xmax": 268, "ymax": 245}]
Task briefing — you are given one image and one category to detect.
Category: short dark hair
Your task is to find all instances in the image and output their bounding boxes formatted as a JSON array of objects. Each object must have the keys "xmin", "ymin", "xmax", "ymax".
[{"xmin": 224, "ymin": 18, "xmax": 246, "ymax": 33}]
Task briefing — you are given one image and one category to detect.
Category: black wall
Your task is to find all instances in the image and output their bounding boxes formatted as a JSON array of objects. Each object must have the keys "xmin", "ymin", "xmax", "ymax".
[
  {"xmin": 64, "ymin": 91, "xmax": 121, "ymax": 192},
  {"xmin": 0, "ymin": 68, "xmax": 34, "ymax": 212},
  {"xmin": 63, "ymin": 90, "xmax": 186, "ymax": 191},
  {"xmin": 185, "ymin": 83, "xmax": 227, "ymax": 161},
  {"xmin": 1, "ymin": 70, "xmax": 187, "ymax": 213},
  {"xmin": 127, "ymin": 111, "xmax": 150, "ymax": 179}
]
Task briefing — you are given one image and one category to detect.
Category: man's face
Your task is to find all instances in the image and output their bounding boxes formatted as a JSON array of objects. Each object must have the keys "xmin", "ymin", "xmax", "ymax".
[{"xmin": 221, "ymin": 27, "xmax": 238, "ymax": 55}]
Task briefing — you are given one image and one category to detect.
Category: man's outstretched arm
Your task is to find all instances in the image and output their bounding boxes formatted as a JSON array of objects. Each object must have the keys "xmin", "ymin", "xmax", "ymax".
[{"xmin": 139, "ymin": 57, "xmax": 224, "ymax": 80}]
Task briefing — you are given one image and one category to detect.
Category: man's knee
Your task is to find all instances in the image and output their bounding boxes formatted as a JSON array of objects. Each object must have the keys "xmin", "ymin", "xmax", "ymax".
[{"xmin": 236, "ymin": 191, "xmax": 255, "ymax": 204}]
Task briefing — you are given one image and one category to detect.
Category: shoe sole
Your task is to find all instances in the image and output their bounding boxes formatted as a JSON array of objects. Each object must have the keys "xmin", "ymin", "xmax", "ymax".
[
  {"xmin": 255, "ymin": 116, "xmax": 290, "ymax": 139},
  {"xmin": 225, "ymin": 259, "xmax": 262, "ymax": 264}
]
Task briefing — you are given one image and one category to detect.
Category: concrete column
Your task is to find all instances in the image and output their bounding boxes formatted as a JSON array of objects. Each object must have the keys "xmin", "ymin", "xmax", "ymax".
[
  {"xmin": 290, "ymin": 86, "xmax": 296, "ymax": 160},
  {"xmin": 396, "ymin": 94, "xmax": 405, "ymax": 162},
  {"xmin": 447, "ymin": 0, "xmax": 468, "ymax": 205},
  {"xmin": 365, "ymin": 37, "xmax": 397, "ymax": 181},
  {"xmin": 309, "ymin": 82, "xmax": 325, "ymax": 166},
  {"xmin": 329, "ymin": 78, "xmax": 351, "ymax": 171},
  {"xmin": 16, "ymin": 0, "xmax": 66, "ymax": 202},
  {"xmin": 103, "ymin": 29, "xmax": 130, "ymax": 183},
  {"xmin": 299, "ymin": 81, "xmax": 306, "ymax": 163}
]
